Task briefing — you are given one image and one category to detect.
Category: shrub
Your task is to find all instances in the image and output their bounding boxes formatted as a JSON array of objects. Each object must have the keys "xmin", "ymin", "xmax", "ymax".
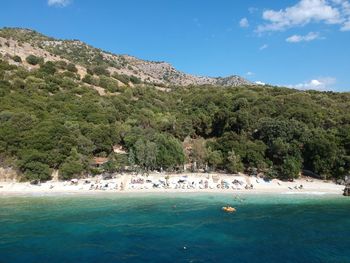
[
  {"xmin": 66, "ymin": 63, "xmax": 78, "ymax": 73},
  {"xmin": 82, "ymin": 74, "xmax": 93, "ymax": 84},
  {"xmin": 86, "ymin": 67, "xmax": 94, "ymax": 75},
  {"xmin": 40, "ymin": 61, "xmax": 56, "ymax": 75},
  {"xmin": 12, "ymin": 78, "xmax": 26, "ymax": 89},
  {"xmin": 25, "ymin": 76, "xmax": 46, "ymax": 89},
  {"xmin": 26, "ymin": 55, "xmax": 42, "ymax": 65},
  {"xmin": 99, "ymin": 76, "xmax": 119, "ymax": 92},
  {"xmin": 44, "ymin": 82, "xmax": 60, "ymax": 93},
  {"xmin": 12, "ymin": 55, "xmax": 22, "ymax": 63},
  {"xmin": 130, "ymin": 75, "xmax": 141, "ymax": 84},
  {"xmin": 92, "ymin": 65, "xmax": 110, "ymax": 76},
  {"xmin": 55, "ymin": 60, "xmax": 67, "ymax": 69},
  {"xmin": 112, "ymin": 73, "xmax": 130, "ymax": 85},
  {"xmin": 59, "ymin": 71, "xmax": 78, "ymax": 79}
]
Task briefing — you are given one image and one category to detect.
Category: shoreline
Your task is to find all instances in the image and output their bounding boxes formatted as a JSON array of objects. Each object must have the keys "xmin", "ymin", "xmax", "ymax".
[
  {"xmin": 0, "ymin": 190, "xmax": 343, "ymax": 198},
  {"xmin": 0, "ymin": 173, "xmax": 345, "ymax": 197}
]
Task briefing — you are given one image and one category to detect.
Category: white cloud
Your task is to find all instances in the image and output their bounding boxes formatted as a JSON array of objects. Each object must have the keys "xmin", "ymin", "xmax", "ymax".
[
  {"xmin": 334, "ymin": 0, "xmax": 350, "ymax": 30},
  {"xmin": 257, "ymin": 0, "xmax": 350, "ymax": 32},
  {"xmin": 246, "ymin": 71, "xmax": 254, "ymax": 76},
  {"xmin": 286, "ymin": 32, "xmax": 321, "ymax": 42},
  {"xmin": 48, "ymin": 0, "xmax": 71, "ymax": 7},
  {"xmin": 239, "ymin": 18, "xmax": 250, "ymax": 28},
  {"xmin": 287, "ymin": 77, "xmax": 336, "ymax": 90},
  {"xmin": 332, "ymin": 0, "xmax": 350, "ymax": 15},
  {"xmin": 259, "ymin": 44, "xmax": 269, "ymax": 50},
  {"xmin": 255, "ymin": 81, "xmax": 266, "ymax": 85},
  {"xmin": 341, "ymin": 20, "xmax": 350, "ymax": 30}
]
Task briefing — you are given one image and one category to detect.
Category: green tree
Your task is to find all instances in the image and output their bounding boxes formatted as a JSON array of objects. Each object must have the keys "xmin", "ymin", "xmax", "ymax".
[
  {"xmin": 22, "ymin": 161, "xmax": 51, "ymax": 182},
  {"xmin": 226, "ymin": 150, "xmax": 244, "ymax": 173},
  {"xmin": 128, "ymin": 148, "xmax": 136, "ymax": 171},
  {"xmin": 17, "ymin": 149, "xmax": 52, "ymax": 181},
  {"xmin": 144, "ymin": 141, "xmax": 157, "ymax": 170},
  {"xmin": 134, "ymin": 139, "xmax": 158, "ymax": 171},
  {"xmin": 59, "ymin": 148, "xmax": 84, "ymax": 180},
  {"xmin": 279, "ymin": 156, "xmax": 302, "ymax": 180},
  {"xmin": 303, "ymin": 130, "xmax": 338, "ymax": 179},
  {"xmin": 102, "ymin": 158, "xmax": 118, "ymax": 173},
  {"xmin": 155, "ymin": 134, "xmax": 185, "ymax": 170},
  {"xmin": 191, "ymin": 137, "xmax": 208, "ymax": 170},
  {"xmin": 207, "ymin": 148, "xmax": 223, "ymax": 170}
]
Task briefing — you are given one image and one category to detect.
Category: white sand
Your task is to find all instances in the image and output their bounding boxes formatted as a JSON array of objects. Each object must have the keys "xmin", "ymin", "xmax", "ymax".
[{"xmin": 0, "ymin": 173, "xmax": 344, "ymax": 196}]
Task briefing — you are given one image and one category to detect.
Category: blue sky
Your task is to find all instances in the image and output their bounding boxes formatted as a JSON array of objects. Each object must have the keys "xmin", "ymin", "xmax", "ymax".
[{"xmin": 1, "ymin": 0, "xmax": 350, "ymax": 91}]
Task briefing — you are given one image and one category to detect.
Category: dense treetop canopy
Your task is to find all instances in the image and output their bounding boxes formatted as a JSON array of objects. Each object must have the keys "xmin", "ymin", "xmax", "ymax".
[{"xmin": 0, "ymin": 56, "xmax": 350, "ymax": 181}]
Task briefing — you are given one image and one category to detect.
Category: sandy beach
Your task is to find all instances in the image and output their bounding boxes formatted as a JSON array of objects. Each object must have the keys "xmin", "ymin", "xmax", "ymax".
[{"xmin": 0, "ymin": 173, "xmax": 344, "ymax": 196}]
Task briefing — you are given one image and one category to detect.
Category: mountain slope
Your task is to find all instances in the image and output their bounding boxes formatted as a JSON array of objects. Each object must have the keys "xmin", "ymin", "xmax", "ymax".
[
  {"xmin": 1, "ymin": 28, "xmax": 350, "ymax": 183},
  {"xmin": 0, "ymin": 27, "xmax": 252, "ymax": 87}
]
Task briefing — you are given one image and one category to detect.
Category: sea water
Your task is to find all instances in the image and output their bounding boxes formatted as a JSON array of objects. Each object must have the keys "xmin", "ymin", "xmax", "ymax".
[{"xmin": 0, "ymin": 193, "xmax": 349, "ymax": 263}]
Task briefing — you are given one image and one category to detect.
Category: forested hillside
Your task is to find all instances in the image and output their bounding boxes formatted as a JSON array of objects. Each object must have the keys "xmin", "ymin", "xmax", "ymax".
[
  {"xmin": 0, "ymin": 56, "xmax": 350, "ymax": 183},
  {"xmin": 1, "ymin": 53, "xmax": 350, "ymax": 182}
]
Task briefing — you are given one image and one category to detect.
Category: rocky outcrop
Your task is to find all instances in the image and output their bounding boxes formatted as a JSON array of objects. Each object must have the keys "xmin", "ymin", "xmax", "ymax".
[
  {"xmin": 0, "ymin": 167, "xmax": 19, "ymax": 182},
  {"xmin": 214, "ymin": 76, "xmax": 252, "ymax": 87},
  {"xmin": 0, "ymin": 27, "xmax": 252, "ymax": 88}
]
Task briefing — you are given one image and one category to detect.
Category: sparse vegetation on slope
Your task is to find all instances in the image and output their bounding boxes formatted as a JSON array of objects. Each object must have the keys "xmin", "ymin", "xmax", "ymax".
[{"xmin": 0, "ymin": 27, "xmax": 252, "ymax": 87}]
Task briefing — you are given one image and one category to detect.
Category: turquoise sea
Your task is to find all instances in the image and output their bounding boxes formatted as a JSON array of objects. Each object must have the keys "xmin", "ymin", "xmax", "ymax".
[{"xmin": 0, "ymin": 193, "xmax": 349, "ymax": 263}]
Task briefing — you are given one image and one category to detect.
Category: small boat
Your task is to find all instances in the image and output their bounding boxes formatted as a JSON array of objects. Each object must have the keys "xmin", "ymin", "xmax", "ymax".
[{"xmin": 222, "ymin": 206, "xmax": 236, "ymax": 213}]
